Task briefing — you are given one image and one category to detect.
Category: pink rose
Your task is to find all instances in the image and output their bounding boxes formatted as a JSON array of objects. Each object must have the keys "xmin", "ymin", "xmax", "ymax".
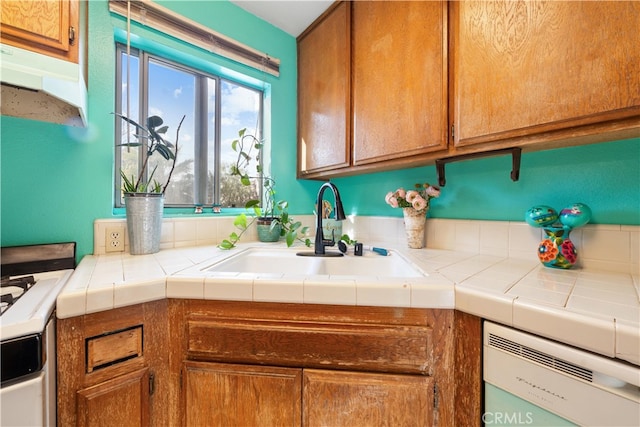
[
  {"xmin": 426, "ymin": 185, "xmax": 441, "ymax": 198},
  {"xmin": 385, "ymin": 191, "xmax": 394, "ymax": 204},
  {"xmin": 405, "ymin": 190, "xmax": 419, "ymax": 203},
  {"xmin": 412, "ymin": 196, "xmax": 427, "ymax": 211}
]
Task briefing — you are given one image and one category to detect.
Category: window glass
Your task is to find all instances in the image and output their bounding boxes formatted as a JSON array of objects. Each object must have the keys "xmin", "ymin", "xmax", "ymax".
[
  {"xmin": 118, "ymin": 51, "xmax": 140, "ymax": 196},
  {"xmin": 219, "ymin": 81, "xmax": 262, "ymax": 208},
  {"xmin": 147, "ymin": 58, "xmax": 196, "ymax": 205},
  {"xmin": 206, "ymin": 77, "xmax": 217, "ymax": 206},
  {"xmin": 115, "ymin": 44, "xmax": 263, "ymax": 209}
]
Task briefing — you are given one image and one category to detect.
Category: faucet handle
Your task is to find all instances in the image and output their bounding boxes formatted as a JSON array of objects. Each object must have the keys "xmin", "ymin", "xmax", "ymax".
[{"xmin": 323, "ymin": 229, "xmax": 336, "ymax": 247}]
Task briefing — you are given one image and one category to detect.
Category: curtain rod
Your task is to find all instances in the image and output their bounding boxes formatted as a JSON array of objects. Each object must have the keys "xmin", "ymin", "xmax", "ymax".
[{"xmin": 109, "ymin": 0, "xmax": 280, "ymax": 77}]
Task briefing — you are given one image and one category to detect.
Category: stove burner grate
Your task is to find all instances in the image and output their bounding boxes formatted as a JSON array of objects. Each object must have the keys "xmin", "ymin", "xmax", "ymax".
[
  {"xmin": 0, "ymin": 275, "xmax": 36, "ymax": 315},
  {"xmin": 1, "ymin": 275, "xmax": 36, "ymax": 289}
]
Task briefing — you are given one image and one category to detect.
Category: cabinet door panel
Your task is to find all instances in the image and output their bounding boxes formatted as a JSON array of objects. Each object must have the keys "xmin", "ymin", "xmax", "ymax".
[
  {"xmin": 76, "ymin": 368, "xmax": 150, "ymax": 427},
  {"xmin": 0, "ymin": 0, "xmax": 78, "ymax": 62},
  {"xmin": 452, "ymin": 0, "xmax": 640, "ymax": 147},
  {"xmin": 183, "ymin": 361, "xmax": 302, "ymax": 427},
  {"xmin": 303, "ymin": 369, "xmax": 433, "ymax": 426},
  {"xmin": 352, "ymin": 1, "xmax": 448, "ymax": 165},
  {"xmin": 298, "ymin": 2, "xmax": 350, "ymax": 176},
  {"xmin": 187, "ymin": 316, "xmax": 432, "ymax": 375}
]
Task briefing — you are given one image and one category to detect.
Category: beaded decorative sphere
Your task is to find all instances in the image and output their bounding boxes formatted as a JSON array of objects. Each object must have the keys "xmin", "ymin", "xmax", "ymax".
[
  {"xmin": 559, "ymin": 203, "xmax": 592, "ymax": 229},
  {"xmin": 524, "ymin": 205, "xmax": 558, "ymax": 228}
]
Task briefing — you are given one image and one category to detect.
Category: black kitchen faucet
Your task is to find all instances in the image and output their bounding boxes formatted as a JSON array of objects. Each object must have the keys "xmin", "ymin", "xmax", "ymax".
[{"xmin": 298, "ymin": 182, "xmax": 346, "ymax": 257}]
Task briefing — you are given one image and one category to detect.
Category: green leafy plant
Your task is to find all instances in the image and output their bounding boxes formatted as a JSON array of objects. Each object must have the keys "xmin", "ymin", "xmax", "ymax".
[
  {"xmin": 218, "ymin": 128, "xmax": 311, "ymax": 250},
  {"xmin": 115, "ymin": 113, "xmax": 185, "ymax": 194},
  {"xmin": 339, "ymin": 234, "xmax": 357, "ymax": 246}
]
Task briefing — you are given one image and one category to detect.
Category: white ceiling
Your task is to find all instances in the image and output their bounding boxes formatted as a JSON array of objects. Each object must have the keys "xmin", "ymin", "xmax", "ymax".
[{"xmin": 229, "ymin": 0, "xmax": 334, "ymax": 37}]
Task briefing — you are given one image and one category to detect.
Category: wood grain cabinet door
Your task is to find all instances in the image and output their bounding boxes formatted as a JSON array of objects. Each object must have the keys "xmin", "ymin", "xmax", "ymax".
[
  {"xmin": 352, "ymin": 1, "xmax": 448, "ymax": 166},
  {"xmin": 183, "ymin": 361, "xmax": 302, "ymax": 427},
  {"xmin": 451, "ymin": 0, "xmax": 640, "ymax": 148},
  {"xmin": 303, "ymin": 369, "xmax": 434, "ymax": 427},
  {"xmin": 76, "ymin": 368, "xmax": 150, "ymax": 427},
  {"xmin": 297, "ymin": 1, "xmax": 351, "ymax": 177},
  {"xmin": 0, "ymin": 0, "xmax": 79, "ymax": 62}
]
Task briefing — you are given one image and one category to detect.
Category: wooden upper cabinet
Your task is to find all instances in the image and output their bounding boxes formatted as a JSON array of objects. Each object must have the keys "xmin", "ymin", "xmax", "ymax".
[
  {"xmin": 298, "ymin": 1, "xmax": 448, "ymax": 179},
  {"xmin": 450, "ymin": 0, "xmax": 640, "ymax": 149},
  {"xmin": 298, "ymin": 1, "xmax": 351, "ymax": 177},
  {"xmin": 352, "ymin": 0, "xmax": 448, "ymax": 166},
  {"xmin": 298, "ymin": 1, "xmax": 638, "ymax": 178},
  {"xmin": 0, "ymin": 0, "xmax": 79, "ymax": 63}
]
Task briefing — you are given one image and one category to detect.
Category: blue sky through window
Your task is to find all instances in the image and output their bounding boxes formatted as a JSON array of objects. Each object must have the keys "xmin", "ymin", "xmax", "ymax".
[{"xmin": 118, "ymin": 47, "xmax": 263, "ymax": 207}]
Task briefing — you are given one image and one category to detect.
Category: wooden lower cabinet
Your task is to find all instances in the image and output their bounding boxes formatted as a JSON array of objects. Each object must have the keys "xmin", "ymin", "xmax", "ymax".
[
  {"xmin": 303, "ymin": 369, "xmax": 433, "ymax": 426},
  {"xmin": 170, "ymin": 301, "xmax": 481, "ymax": 427},
  {"xmin": 76, "ymin": 368, "xmax": 150, "ymax": 427},
  {"xmin": 183, "ymin": 361, "xmax": 302, "ymax": 426},
  {"xmin": 182, "ymin": 362, "xmax": 433, "ymax": 427},
  {"xmin": 57, "ymin": 301, "xmax": 169, "ymax": 426},
  {"xmin": 59, "ymin": 300, "xmax": 481, "ymax": 426}
]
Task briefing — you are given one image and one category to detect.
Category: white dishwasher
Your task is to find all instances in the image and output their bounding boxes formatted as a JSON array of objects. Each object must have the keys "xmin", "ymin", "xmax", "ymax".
[{"xmin": 483, "ymin": 321, "xmax": 640, "ymax": 426}]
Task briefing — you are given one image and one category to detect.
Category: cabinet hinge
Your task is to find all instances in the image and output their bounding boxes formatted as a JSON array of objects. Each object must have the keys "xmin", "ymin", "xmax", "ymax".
[
  {"xmin": 69, "ymin": 26, "xmax": 76, "ymax": 45},
  {"xmin": 433, "ymin": 382, "xmax": 439, "ymax": 410},
  {"xmin": 149, "ymin": 372, "xmax": 155, "ymax": 396}
]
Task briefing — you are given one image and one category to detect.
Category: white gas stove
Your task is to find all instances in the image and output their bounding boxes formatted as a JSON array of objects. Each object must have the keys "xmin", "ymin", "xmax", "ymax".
[{"xmin": 1, "ymin": 242, "xmax": 75, "ymax": 427}]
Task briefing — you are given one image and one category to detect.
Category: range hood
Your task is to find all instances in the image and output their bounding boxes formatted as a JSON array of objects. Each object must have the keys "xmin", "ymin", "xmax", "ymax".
[{"xmin": 1, "ymin": 43, "xmax": 87, "ymax": 127}]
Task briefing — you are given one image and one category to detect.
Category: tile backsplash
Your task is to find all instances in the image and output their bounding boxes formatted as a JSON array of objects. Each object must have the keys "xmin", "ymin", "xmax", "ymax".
[{"xmin": 94, "ymin": 216, "xmax": 639, "ymax": 275}]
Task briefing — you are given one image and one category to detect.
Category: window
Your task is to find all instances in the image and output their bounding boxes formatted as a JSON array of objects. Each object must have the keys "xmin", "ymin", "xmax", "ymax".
[{"xmin": 115, "ymin": 44, "xmax": 264, "ymax": 208}]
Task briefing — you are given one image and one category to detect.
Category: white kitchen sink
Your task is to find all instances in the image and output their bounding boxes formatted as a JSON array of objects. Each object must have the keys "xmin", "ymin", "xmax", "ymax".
[{"xmin": 205, "ymin": 247, "xmax": 427, "ymax": 278}]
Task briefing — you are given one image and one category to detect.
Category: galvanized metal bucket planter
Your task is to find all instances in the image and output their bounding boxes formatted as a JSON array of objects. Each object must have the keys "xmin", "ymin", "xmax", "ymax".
[{"xmin": 124, "ymin": 193, "xmax": 164, "ymax": 255}]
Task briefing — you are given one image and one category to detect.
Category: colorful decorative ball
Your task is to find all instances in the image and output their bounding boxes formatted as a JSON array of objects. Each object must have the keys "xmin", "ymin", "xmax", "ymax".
[
  {"xmin": 525, "ymin": 205, "xmax": 558, "ymax": 228},
  {"xmin": 559, "ymin": 203, "xmax": 592, "ymax": 229}
]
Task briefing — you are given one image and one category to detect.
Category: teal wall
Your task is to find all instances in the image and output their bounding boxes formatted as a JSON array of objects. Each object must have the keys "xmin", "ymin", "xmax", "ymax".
[
  {"xmin": 1, "ymin": 1, "xmax": 639, "ymax": 262},
  {"xmin": 334, "ymin": 138, "xmax": 640, "ymax": 225},
  {"xmin": 1, "ymin": 0, "xmax": 313, "ymax": 260}
]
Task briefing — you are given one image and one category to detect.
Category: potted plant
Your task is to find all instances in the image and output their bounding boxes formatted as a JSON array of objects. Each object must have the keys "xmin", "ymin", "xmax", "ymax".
[
  {"xmin": 218, "ymin": 128, "xmax": 311, "ymax": 249},
  {"xmin": 115, "ymin": 113, "xmax": 185, "ymax": 255}
]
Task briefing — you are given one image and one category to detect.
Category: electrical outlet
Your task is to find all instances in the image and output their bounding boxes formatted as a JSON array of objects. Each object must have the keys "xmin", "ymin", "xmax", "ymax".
[{"xmin": 105, "ymin": 225, "xmax": 126, "ymax": 253}]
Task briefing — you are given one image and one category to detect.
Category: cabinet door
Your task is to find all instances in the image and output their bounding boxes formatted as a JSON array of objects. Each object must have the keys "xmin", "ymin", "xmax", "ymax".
[
  {"xmin": 451, "ymin": 0, "xmax": 640, "ymax": 148},
  {"xmin": 76, "ymin": 368, "xmax": 150, "ymax": 427},
  {"xmin": 298, "ymin": 2, "xmax": 351, "ymax": 177},
  {"xmin": 303, "ymin": 369, "xmax": 433, "ymax": 426},
  {"xmin": 352, "ymin": 1, "xmax": 448, "ymax": 166},
  {"xmin": 183, "ymin": 361, "xmax": 302, "ymax": 427},
  {"xmin": 0, "ymin": 0, "xmax": 79, "ymax": 62}
]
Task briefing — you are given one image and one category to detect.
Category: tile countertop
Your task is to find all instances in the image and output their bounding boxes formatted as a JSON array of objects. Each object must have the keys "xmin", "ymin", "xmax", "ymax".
[{"xmin": 56, "ymin": 242, "xmax": 640, "ymax": 366}]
